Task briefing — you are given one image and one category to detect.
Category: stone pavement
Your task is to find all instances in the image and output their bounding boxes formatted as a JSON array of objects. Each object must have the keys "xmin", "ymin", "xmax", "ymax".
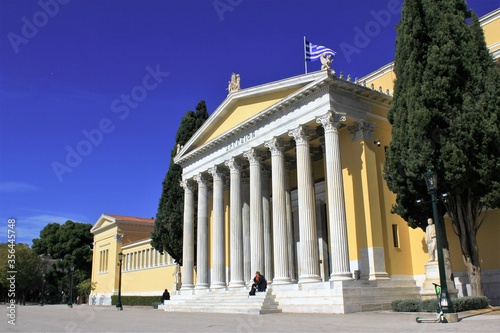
[{"xmin": 2, "ymin": 303, "xmax": 499, "ymax": 333}]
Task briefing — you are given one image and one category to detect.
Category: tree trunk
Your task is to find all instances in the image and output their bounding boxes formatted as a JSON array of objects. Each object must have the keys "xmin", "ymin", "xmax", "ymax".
[
  {"xmin": 463, "ymin": 254, "xmax": 483, "ymax": 296},
  {"xmin": 450, "ymin": 194, "xmax": 484, "ymax": 297},
  {"xmin": 442, "ymin": 247, "xmax": 455, "ymax": 287}
]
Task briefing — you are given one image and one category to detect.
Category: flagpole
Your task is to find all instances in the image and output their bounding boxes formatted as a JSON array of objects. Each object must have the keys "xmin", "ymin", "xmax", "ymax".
[{"xmin": 304, "ymin": 36, "xmax": 308, "ymax": 74}]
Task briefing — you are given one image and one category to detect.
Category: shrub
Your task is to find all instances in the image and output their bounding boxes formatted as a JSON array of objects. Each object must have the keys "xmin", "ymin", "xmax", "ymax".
[
  {"xmin": 452, "ymin": 296, "xmax": 489, "ymax": 312},
  {"xmin": 392, "ymin": 296, "xmax": 489, "ymax": 312},
  {"xmin": 110, "ymin": 295, "xmax": 160, "ymax": 306},
  {"xmin": 419, "ymin": 298, "xmax": 438, "ymax": 312},
  {"xmin": 391, "ymin": 299, "xmax": 420, "ymax": 312}
]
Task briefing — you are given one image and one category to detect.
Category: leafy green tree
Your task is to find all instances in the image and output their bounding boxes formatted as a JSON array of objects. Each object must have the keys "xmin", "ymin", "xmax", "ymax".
[
  {"xmin": 151, "ymin": 100, "xmax": 209, "ymax": 264},
  {"xmin": 32, "ymin": 220, "xmax": 93, "ymax": 291},
  {"xmin": 385, "ymin": 0, "xmax": 500, "ymax": 296},
  {"xmin": 0, "ymin": 243, "xmax": 43, "ymax": 304},
  {"xmin": 76, "ymin": 278, "xmax": 96, "ymax": 304}
]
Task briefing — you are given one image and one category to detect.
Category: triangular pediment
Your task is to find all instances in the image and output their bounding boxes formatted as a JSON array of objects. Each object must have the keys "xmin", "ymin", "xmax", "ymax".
[
  {"xmin": 90, "ymin": 214, "xmax": 154, "ymax": 234},
  {"xmin": 91, "ymin": 214, "xmax": 116, "ymax": 234},
  {"xmin": 175, "ymin": 71, "xmax": 327, "ymax": 164}
]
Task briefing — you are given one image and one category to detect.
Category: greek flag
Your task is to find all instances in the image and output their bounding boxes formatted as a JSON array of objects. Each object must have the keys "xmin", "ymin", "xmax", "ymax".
[{"xmin": 305, "ymin": 40, "xmax": 336, "ymax": 61}]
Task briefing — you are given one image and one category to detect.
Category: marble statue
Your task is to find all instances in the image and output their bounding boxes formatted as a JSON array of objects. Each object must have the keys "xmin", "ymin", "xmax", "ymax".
[
  {"xmin": 173, "ymin": 263, "xmax": 181, "ymax": 284},
  {"xmin": 425, "ymin": 218, "xmax": 437, "ymax": 262},
  {"xmin": 320, "ymin": 54, "xmax": 332, "ymax": 70},
  {"xmin": 227, "ymin": 73, "xmax": 240, "ymax": 94}
]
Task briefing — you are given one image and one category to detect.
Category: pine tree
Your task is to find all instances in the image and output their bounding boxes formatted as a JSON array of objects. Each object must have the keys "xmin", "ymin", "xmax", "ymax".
[
  {"xmin": 385, "ymin": 0, "xmax": 431, "ymax": 229},
  {"xmin": 384, "ymin": 0, "xmax": 500, "ymax": 296},
  {"xmin": 151, "ymin": 101, "xmax": 209, "ymax": 265}
]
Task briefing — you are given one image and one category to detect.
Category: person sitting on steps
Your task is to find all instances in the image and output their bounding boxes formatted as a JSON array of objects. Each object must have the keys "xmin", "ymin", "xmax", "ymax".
[
  {"xmin": 160, "ymin": 288, "xmax": 170, "ymax": 304},
  {"xmin": 252, "ymin": 271, "xmax": 267, "ymax": 292}
]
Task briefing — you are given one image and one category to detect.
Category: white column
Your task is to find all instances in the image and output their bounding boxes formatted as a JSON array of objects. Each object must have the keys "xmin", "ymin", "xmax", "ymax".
[
  {"xmin": 285, "ymin": 158, "xmax": 297, "ymax": 282},
  {"xmin": 209, "ymin": 166, "xmax": 226, "ymax": 288},
  {"xmin": 225, "ymin": 158, "xmax": 245, "ymax": 287},
  {"xmin": 181, "ymin": 179, "xmax": 195, "ymax": 289},
  {"xmin": 242, "ymin": 175, "xmax": 251, "ymax": 282},
  {"xmin": 243, "ymin": 149, "xmax": 265, "ymax": 277},
  {"xmin": 289, "ymin": 125, "xmax": 322, "ymax": 283},
  {"xmin": 317, "ymin": 111, "xmax": 352, "ymax": 280},
  {"xmin": 261, "ymin": 166, "xmax": 273, "ymax": 280},
  {"xmin": 265, "ymin": 137, "xmax": 291, "ymax": 284},
  {"xmin": 195, "ymin": 173, "xmax": 209, "ymax": 289}
]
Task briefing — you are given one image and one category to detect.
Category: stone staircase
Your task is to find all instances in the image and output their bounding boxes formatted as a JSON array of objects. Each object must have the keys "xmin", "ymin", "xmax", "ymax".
[
  {"xmin": 158, "ymin": 279, "xmax": 420, "ymax": 315},
  {"xmin": 272, "ymin": 279, "xmax": 421, "ymax": 314},
  {"xmin": 158, "ymin": 288, "xmax": 281, "ymax": 315}
]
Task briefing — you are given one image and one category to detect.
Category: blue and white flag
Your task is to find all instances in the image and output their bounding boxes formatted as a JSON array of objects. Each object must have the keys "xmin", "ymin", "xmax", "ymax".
[{"xmin": 305, "ymin": 40, "xmax": 336, "ymax": 61}]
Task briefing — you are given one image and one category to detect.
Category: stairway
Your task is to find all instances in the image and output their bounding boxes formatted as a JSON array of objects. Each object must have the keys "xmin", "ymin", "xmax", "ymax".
[
  {"xmin": 158, "ymin": 288, "xmax": 281, "ymax": 315},
  {"xmin": 272, "ymin": 279, "xmax": 421, "ymax": 314},
  {"xmin": 158, "ymin": 279, "xmax": 421, "ymax": 315}
]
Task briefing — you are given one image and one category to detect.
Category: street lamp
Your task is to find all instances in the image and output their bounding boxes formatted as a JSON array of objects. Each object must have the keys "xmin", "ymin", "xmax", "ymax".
[
  {"xmin": 68, "ymin": 265, "xmax": 75, "ymax": 308},
  {"xmin": 424, "ymin": 169, "xmax": 455, "ymax": 314},
  {"xmin": 116, "ymin": 252, "xmax": 123, "ymax": 310},
  {"xmin": 40, "ymin": 273, "xmax": 45, "ymax": 306}
]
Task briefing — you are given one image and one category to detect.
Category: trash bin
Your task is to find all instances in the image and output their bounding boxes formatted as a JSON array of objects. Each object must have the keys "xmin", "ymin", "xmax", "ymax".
[{"xmin": 152, "ymin": 302, "xmax": 161, "ymax": 309}]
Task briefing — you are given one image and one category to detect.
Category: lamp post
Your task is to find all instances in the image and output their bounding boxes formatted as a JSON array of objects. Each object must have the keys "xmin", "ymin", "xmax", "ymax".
[
  {"xmin": 424, "ymin": 169, "xmax": 455, "ymax": 314},
  {"xmin": 116, "ymin": 252, "xmax": 123, "ymax": 310},
  {"xmin": 68, "ymin": 265, "xmax": 75, "ymax": 308},
  {"xmin": 40, "ymin": 273, "xmax": 45, "ymax": 306}
]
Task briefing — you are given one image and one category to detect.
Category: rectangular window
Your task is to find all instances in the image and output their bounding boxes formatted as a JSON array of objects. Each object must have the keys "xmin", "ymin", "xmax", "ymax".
[
  {"xmin": 104, "ymin": 249, "xmax": 108, "ymax": 272},
  {"xmin": 392, "ymin": 224, "xmax": 400, "ymax": 248},
  {"xmin": 101, "ymin": 250, "xmax": 104, "ymax": 272}
]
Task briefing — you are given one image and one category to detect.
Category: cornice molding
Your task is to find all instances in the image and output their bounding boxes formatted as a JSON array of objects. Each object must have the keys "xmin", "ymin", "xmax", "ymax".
[{"xmin": 175, "ymin": 73, "xmax": 330, "ymax": 165}]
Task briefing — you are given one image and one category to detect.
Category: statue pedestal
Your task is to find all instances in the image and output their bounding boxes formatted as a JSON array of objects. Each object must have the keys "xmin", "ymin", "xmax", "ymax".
[{"xmin": 420, "ymin": 261, "xmax": 457, "ymax": 299}]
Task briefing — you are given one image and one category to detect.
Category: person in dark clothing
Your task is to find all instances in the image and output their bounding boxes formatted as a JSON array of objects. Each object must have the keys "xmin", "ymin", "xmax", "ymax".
[
  {"xmin": 252, "ymin": 271, "xmax": 267, "ymax": 292},
  {"xmin": 160, "ymin": 289, "xmax": 170, "ymax": 303}
]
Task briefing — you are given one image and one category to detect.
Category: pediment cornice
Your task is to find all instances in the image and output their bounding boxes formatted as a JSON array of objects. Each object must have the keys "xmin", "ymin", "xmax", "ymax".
[{"xmin": 174, "ymin": 70, "xmax": 392, "ymax": 166}]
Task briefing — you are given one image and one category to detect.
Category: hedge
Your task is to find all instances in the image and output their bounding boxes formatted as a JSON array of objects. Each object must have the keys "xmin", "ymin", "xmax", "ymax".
[
  {"xmin": 110, "ymin": 295, "xmax": 161, "ymax": 306},
  {"xmin": 391, "ymin": 296, "xmax": 489, "ymax": 312}
]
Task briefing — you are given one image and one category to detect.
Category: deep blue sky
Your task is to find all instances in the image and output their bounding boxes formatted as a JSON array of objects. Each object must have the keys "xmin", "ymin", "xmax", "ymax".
[{"xmin": 1, "ymin": 0, "xmax": 498, "ymax": 245}]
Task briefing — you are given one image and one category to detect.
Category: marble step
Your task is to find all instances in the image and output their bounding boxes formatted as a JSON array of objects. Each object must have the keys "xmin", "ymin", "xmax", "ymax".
[{"xmin": 159, "ymin": 289, "xmax": 281, "ymax": 315}]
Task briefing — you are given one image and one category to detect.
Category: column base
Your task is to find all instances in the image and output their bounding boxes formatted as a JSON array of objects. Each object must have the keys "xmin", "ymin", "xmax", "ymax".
[
  {"xmin": 298, "ymin": 275, "xmax": 322, "ymax": 283},
  {"xmin": 272, "ymin": 277, "xmax": 292, "ymax": 285},
  {"xmin": 228, "ymin": 281, "xmax": 246, "ymax": 288},
  {"xmin": 180, "ymin": 284, "xmax": 195, "ymax": 290},
  {"xmin": 194, "ymin": 283, "xmax": 209, "ymax": 290},
  {"xmin": 210, "ymin": 283, "xmax": 227, "ymax": 289}
]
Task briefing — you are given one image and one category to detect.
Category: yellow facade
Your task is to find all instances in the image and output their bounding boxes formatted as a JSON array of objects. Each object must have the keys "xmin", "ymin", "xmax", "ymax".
[{"xmin": 90, "ymin": 214, "xmax": 177, "ymax": 305}]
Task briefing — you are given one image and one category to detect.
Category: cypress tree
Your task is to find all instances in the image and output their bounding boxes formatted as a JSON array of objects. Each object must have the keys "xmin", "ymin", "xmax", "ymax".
[
  {"xmin": 151, "ymin": 101, "xmax": 209, "ymax": 265},
  {"xmin": 385, "ymin": 0, "xmax": 500, "ymax": 296}
]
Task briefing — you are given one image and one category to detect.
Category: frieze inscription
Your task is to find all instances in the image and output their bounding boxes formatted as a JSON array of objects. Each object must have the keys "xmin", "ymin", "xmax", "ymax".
[{"xmin": 225, "ymin": 131, "xmax": 256, "ymax": 152}]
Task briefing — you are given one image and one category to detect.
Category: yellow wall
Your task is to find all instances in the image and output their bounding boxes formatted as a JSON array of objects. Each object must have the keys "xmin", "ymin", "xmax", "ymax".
[
  {"xmin": 364, "ymin": 69, "xmax": 396, "ymax": 96},
  {"xmin": 91, "ymin": 226, "xmax": 118, "ymax": 294},
  {"xmin": 483, "ymin": 13, "xmax": 500, "ymax": 54},
  {"xmin": 339, "ymin": 127, "xmax": 364, "ymax": 262},
  {"xmin": 121, "ymin": 241, "xmax": 177, "ymax": 294},
  {"xmin": 446, "ymin": 209, "xmax": 500, "ymax": 272}
]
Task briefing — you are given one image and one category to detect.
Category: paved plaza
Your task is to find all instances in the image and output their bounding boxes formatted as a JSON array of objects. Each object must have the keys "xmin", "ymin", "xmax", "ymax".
[{"xmin": 2, "ymin": 303, "xmax": 499, "ymax": 333}]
